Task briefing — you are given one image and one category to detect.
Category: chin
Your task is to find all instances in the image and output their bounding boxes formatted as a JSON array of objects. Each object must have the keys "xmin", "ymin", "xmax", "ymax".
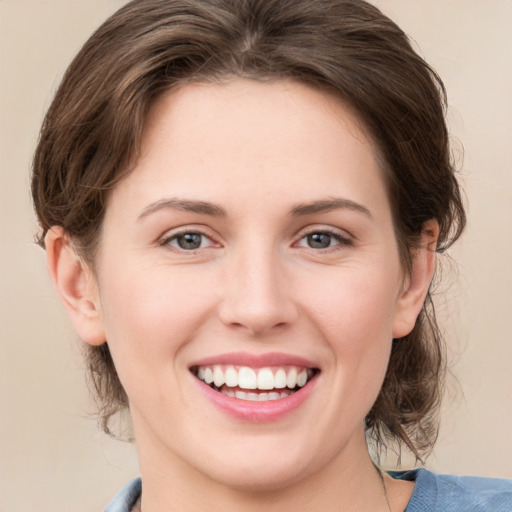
[
  {"xmin": 210, "ymin": 463, "xmax": 310, "ymax": 493},
  {"xmin": 194, "ymin": 440, "xmax": 322, "ymax": 493}
]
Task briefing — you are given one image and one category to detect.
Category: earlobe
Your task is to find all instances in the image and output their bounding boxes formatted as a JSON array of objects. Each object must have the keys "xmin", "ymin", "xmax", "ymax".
[
  {"xmin": 45, "ymin": 227, "xmax": 106, "ymax": 346},
  {"xmin": 392, "ymin": 220, "xmax": 439, "ymax": 339}
]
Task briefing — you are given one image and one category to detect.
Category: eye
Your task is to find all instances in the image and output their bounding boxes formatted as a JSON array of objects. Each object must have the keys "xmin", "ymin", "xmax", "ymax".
[
  {"xmin": 296, "ymin": 230, "xmax": 352, "ymax": 250},
  {"xmin": 163, "ymin": 231, "xmax": 215, "ymax": 251}
]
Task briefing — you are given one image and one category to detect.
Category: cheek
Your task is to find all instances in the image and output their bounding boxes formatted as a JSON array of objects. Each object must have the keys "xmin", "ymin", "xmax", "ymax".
[
  {"xmin": 97, "ymin": 263, "xmax": 216, "ymax": 369},
  {"xmin": 302, "ymin": 267, "xmax": 399, "ymax": 394},
  {"xmin": 304, "ymin": 265, "xmax": 400, "ymax": 339}
]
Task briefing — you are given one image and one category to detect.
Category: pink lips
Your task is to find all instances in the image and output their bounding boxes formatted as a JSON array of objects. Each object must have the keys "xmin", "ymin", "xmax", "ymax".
[
  {"xmin": 190, "ymin": 352, "xmax": 319, "ymax": 422},
  {"xmin": 190, "ymin": 351, "xmax": 318, "ymax": 369}
]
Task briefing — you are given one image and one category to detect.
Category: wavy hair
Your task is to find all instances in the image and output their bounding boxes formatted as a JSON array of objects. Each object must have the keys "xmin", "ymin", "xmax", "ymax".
[{"xmin": 32, "ymin": 0, "xmax": 466, "ymax": 460}]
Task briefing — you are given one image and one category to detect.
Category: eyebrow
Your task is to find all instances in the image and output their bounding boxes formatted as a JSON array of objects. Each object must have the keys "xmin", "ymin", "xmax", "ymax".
[
  {"xmin": 137, "ymin": 196, "xmax": 371, "ymax": 220},
  {"xmin": 138, "ymin": 198, "xmax": 227, "ymax": 220},
  {"xmin": 290, "ymin": 197, "xmax": 372, "ymax": 217}
]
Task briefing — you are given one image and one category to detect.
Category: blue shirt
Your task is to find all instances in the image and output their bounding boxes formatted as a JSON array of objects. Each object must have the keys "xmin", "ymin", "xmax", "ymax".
[
  {"xmin": 391, "ymin": 469, "xmax": 512, "ymax": 511},
  {"xmin": 105, "ymin": 469, "xmax": 512, "ymax": 511}
]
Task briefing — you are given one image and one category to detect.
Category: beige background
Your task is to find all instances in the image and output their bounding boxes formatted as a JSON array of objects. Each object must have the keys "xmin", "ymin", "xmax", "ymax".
[{"xmin": 1, "ymin": 1, "xmax": 511, "ymax": 510}]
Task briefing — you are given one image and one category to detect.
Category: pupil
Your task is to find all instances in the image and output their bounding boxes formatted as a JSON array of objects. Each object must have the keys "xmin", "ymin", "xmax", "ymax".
[
  {"xmin": 178, "ymin": 233, "xmax": 202, "ymax": 250},
  {"xmin": 308, "ymin": 233, "xmax": 331, "ymax": 249}
]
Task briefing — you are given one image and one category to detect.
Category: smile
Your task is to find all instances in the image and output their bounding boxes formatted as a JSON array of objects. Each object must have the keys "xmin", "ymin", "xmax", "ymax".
[{"xmin": 191, "ymin": 365, "xmax": 317, "ymax": 402}]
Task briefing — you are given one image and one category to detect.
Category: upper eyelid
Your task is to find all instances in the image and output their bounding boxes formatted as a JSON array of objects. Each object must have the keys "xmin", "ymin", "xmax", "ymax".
[
  {"xmin": 163, "ymin": 231, "xmax": 211, "ymax": 242},
  {"xmin": 159, "ymin": 224, "xmax": 219, "ymax": 242},
  {"xmin": 295, "ymin": 231, "xmax": 352, "ymax": 247},
  {"xmin": 294, "ymin": 224, "xmax": 354, "ymax": 241}
]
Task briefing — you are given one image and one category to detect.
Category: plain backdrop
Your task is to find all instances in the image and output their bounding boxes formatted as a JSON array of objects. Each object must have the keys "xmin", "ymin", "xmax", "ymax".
[{"xmin": 1, "ymin": 1, "xmax": 511, "ymax": 510}]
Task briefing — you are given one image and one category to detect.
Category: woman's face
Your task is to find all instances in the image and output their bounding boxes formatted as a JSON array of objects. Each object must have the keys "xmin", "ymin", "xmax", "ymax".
[{"xmin": 85, "ymin": 79, "xmax": 421, "ymax": 489}]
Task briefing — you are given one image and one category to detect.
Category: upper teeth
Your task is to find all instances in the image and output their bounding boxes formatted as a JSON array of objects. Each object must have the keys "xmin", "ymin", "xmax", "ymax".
[{"xmin": 194, "ymin": 365, "xmax": 313, "ymax": 390}]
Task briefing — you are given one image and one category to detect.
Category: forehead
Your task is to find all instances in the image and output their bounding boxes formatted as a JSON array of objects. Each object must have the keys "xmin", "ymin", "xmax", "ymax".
[
  {"xmin": 142, "ymin": 78, "xmax": 373, "ymax": 157},
  {"xmin": 107, "ymin": 78, "xmax": 389, "ymax": 222}
]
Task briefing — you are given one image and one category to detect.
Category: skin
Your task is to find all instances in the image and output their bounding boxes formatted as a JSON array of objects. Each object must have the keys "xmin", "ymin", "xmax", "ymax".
[{"xmin": 46, "ymin": 79, "xmax": 437, "ymax": 511}]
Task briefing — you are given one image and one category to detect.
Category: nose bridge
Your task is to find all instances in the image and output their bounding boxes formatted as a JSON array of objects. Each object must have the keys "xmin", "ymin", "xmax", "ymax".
[{"xmin": 219, "ymin": 235, "xmax": 297, "ymax": 335}]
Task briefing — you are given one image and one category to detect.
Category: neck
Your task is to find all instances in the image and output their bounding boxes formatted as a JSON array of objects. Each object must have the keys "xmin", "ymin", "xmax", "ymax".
[{"xmin": 136, "ymin": 428, "xmax": 392, "ymax": 512}]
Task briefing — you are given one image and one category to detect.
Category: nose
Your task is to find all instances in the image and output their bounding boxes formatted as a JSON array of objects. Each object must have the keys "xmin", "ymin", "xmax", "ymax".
[{"xmin": 218, "ymin": 244, "xmax": 299, "ymax": 336}]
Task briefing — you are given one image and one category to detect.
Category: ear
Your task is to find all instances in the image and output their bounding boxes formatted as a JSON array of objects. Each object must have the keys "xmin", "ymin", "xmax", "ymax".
[
  {"xmin": 392, "ymin": 219, "xmax": 439, "ymax": 339},
  {"xmin": 45, "ymin": 227, "xmax": 106, "ymax": 346}
]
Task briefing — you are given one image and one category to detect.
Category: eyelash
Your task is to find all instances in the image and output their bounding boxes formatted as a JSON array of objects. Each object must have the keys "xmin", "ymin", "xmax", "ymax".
[
  {"xmin": 295, "ymin": 229, "xmax": 353, "ymax": 251},
  {"xmin": 160, "ymin": 228, "xmax": 353, "ymax": 252},
  {"xmin": 160, "ymin": 230, "xmax": 217, "ymax": 251}
]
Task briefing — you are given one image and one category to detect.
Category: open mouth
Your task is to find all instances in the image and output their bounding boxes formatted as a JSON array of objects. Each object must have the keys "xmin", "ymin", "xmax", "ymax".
[{"xmin": 191, "ymin": 365, "xmax": 319, "ymax": 402}]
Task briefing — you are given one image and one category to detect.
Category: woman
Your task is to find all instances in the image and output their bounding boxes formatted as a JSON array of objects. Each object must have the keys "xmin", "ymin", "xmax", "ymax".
[{"xmin": 31, "ymin": 0, "xmax": 511, "ymax": 510}]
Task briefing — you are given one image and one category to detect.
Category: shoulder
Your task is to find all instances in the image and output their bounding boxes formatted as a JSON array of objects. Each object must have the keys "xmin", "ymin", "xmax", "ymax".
[
  {"xmin": 105, "ymin": 477, "xmax": 142, "ymax": 512},
  {"xmin": 390, "ymin": 468, "xmax": 512, "ymax": 512}
]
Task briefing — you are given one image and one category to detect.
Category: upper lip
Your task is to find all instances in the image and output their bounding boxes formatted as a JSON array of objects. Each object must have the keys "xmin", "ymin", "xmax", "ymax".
[{"xmin": 189, "ymin": 351, "xmax": 319, "ymax": 370}]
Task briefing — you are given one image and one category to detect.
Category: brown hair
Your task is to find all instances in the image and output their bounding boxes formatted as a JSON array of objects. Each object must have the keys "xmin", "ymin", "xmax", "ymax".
[{"xmin": 32, "ymin": 0, "xmax": 466, "ymax": 460}]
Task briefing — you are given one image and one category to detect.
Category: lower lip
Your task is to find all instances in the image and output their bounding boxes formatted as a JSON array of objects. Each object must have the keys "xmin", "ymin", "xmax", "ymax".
[{"xmin": 194, "ymin": 376, "xmax": 318, "ymax": 422}]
